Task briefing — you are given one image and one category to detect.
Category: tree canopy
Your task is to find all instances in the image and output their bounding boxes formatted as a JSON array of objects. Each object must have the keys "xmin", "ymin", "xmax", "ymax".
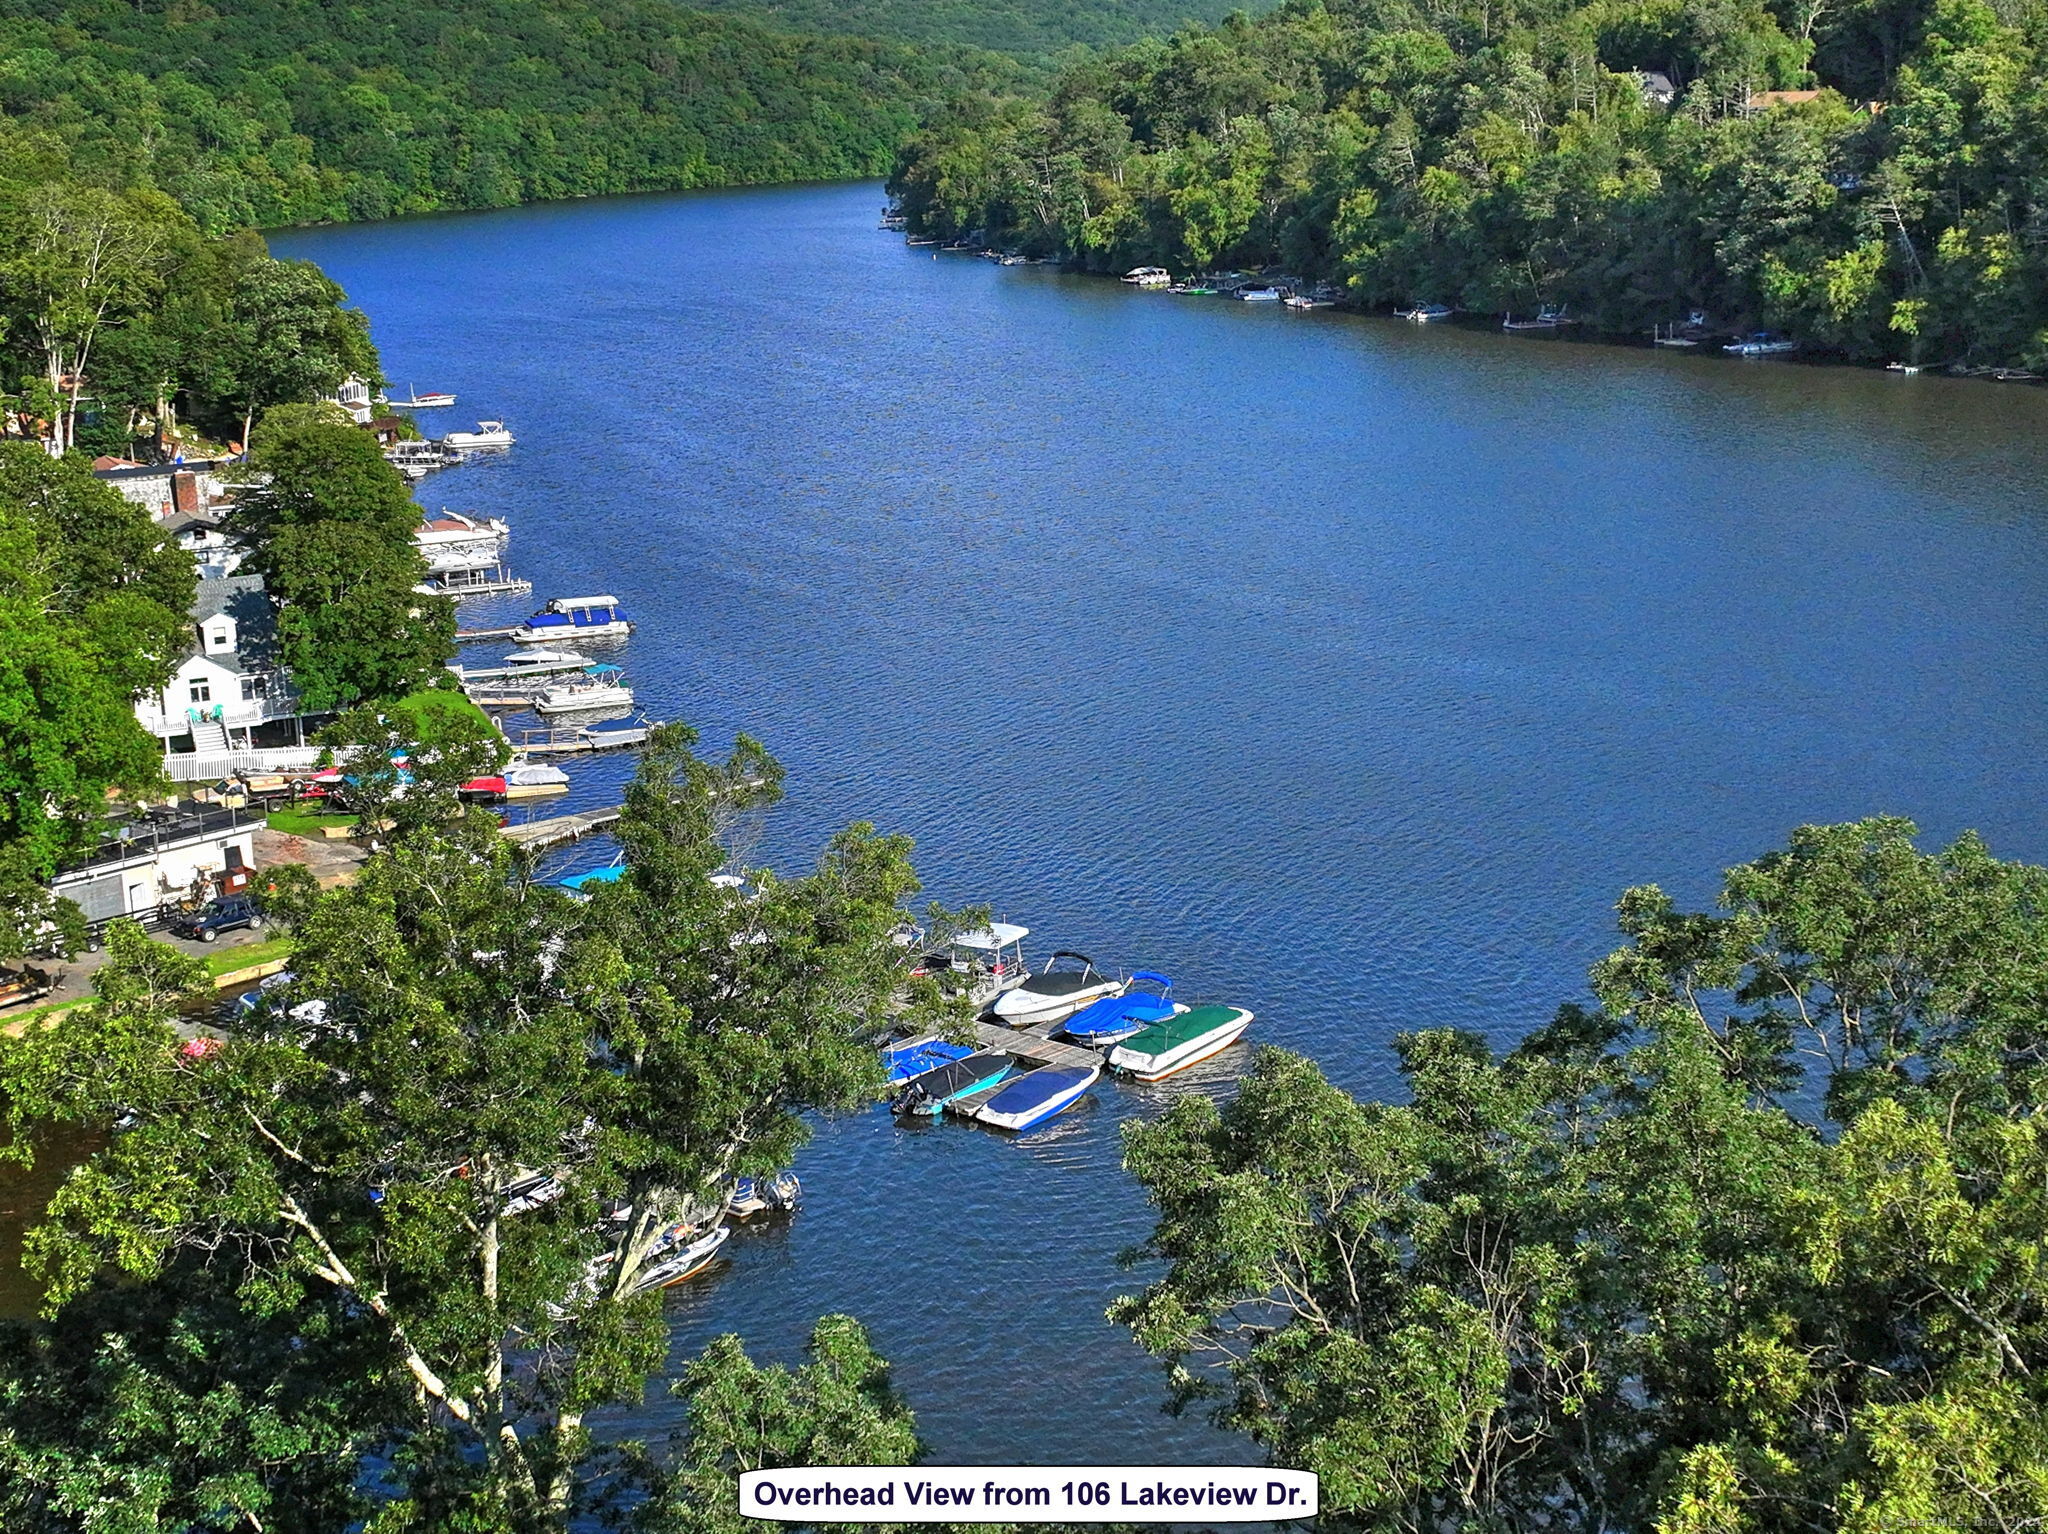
[{"xmin": 1114, "ymin": 816, "xmax": 2048, "ymax": 1531}]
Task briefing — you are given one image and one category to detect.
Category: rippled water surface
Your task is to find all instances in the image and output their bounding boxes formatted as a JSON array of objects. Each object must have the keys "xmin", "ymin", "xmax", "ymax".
[{"xmin": 259, "ymin": 181, "xmax": 2048, "ymax": 1461}]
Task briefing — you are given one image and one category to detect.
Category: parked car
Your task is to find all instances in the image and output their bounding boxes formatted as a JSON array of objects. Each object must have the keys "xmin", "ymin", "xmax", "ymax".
[{"xmin": 168, "ymin": 895, "xmax": 265, "ymax": 943}]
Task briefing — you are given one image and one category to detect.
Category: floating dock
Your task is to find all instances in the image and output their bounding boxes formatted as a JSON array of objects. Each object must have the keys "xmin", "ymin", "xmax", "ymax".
[
  {"xmin": 510, "ymin": 720, "xmax": 658, "ymax": 754},
  {"xmin": 971, "ymin": 1018, "xmax": 1103, "ymax": 1070},
  {"xmin": 456, "ymin": 623, "xmax": 523, "ymax": 642},
  {"xmin": 500, "ymin": 805, "xmax": 621, "ymax": 850},
  {"xmin": 434, "ymin": 575, "xmax": 533, "ymax": 600}
]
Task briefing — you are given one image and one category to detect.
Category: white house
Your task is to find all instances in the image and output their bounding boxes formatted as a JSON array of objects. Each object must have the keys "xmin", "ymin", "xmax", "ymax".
[
  {"xmin": 327, "ymin": 376, "xmax": 376, "ymax": 425},
  {"xmin": 135, "ymin": 575, "xmax": 307, "ymax": 755}
]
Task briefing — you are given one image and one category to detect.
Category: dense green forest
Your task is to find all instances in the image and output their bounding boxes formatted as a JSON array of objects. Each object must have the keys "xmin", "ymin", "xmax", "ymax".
[
  {"xmin": 700, "ymin": 0, "xmax": 1258, "ymax": 62},
  {"xmin": 0, "ymin": 0, "xmax": 1023, "ymax": 232},
  {"xmin": 891, "ymin": 0, "xmax": 2048, "ymax": 364}
]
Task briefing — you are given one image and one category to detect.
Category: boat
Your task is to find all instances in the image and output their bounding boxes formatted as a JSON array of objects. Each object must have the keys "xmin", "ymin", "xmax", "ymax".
[
  {"xmin": 1503, "ymin": 305, "xmax": 1570, "ymax": 330},
  {"xmin": 1886, "ymin": 361, "xmax": 1925, "ymax": 374},
  {"xmin": 988, "ymin": 951, "xmax": 1124, "ymax": 1026},
  {"xmin": 560, "ymin": 862, "xmax": 625, "ymax": 897},
  {"xmin": 394, "ymin": 386, "xmax": 456, "ymax": 408},
  {"xmin": 629, "ymin": 1223, "xmax": 730, "ymax": 1291},
  {"xmin": 457, "ymin": 774, "xmax": 508, "ymax": 801},
  {"xmin": 503, "ymin": 761, "xmax": 571, "ymax": 798},
  {"xmin": 907, "ymin": 922, "xmax": 1031, "ymax": 1007},
  {"xmin": 534, "ymin": 663, "xmax": 633, "ymax": 715},
  {"xmin": 1107, "ymin": 1004, "xmax": 1255, "ymax": 1082},
  {"xmin": 455, "ymin": 648, "xmax": 594, "ymax": 686},
  {"xmin": 974, "ymin": 1063, "xmax": 1100, "ymax": 1131},
  {"xmin": 443, "ymin": 420, "xmax": 515, "ymax": 449},
  {"xmin": 726, "ymin": 1171, "xmax": 801, "ymax": 1217},
  {"xmin": 891, "ymin": 1051, "xmax": 1014, "ymax": 1116},
  {"xmin": 1284, "ymin": 294, "xmax": 1334, "ymax": 310},
  {"xmin": 1062, "ymin": 971, "xmax": 1182, "ymax": 1048},
  {"xmin": 1168, "ymin": 282, "xmax": 1215, "ymax": 295},
  {"xmin": 578, "ymin": 715, "xmax": 655, "ymax": 749},
  {"xmin": 384, "ymin": 441, "xmax": 458, "ymax": 478},
  {"xmin": 512, "ymin": 595, "xmax": 633, "ymax": 643},
  {"xmin": 1397, "ymin": 303, "xmax": 1454, "ymax": 321},
  {"xmin": 1724, "ymin": 331, "xmax": 1797, "ymax": 356},
  {"xmin": 1237, "ymin": 287, "xmax": 1284, "ymax": 302},
  {"xmin": 503, "ymin": 1169, "xmax": 566, "ymax": 1217},
  {"xmin": 882, "ymin": 1035, "xmax": 975, "ymax": 1082},
  {"xmin": 1122, "ymin": 266, "xmax": 1172, "ymax": 288}
]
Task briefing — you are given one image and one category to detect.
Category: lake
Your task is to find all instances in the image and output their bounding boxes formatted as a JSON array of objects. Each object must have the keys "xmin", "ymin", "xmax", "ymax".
[{"xmin": 247, "ymin": 180, "xmax": 2048, "ymax": 1465}]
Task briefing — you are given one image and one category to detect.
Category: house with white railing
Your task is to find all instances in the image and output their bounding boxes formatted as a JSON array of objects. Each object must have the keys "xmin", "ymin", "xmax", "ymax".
[{"xmin": 135, "ymin": 576, "xmax": 321, "ymax": 776}]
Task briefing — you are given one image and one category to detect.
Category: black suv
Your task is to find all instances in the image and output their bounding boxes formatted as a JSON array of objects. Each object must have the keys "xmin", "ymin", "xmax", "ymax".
[{"xmin": 169, "ymin": 895, "xmax": 265, "ymax": 943}]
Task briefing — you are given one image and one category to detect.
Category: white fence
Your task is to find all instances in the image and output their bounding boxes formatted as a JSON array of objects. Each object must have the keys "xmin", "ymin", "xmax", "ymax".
[{"xmin": 163, "ymin": 745, "xmax": 322, "ymax": 782}]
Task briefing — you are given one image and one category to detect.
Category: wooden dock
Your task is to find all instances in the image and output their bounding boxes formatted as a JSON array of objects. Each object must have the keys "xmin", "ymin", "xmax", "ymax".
[
  {"xmin": 456, "ymin": 623, "xmax": 523, "ymax": 642},
  {"xmin": 500, "ymin": 805, "xmax": 621, "ymax": 850},
  {"xmin": 971, "ymin": 1018, "xmax": 1103, "ymax": 1070}
]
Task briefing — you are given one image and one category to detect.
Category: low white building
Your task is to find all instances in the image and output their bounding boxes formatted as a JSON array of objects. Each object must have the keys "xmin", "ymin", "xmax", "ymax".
[
  {"xmin": 50, "ymin": 805, "xmax": 262, "ymax": 926},
  {"xmin": 136, "ymin": 575, "xmax": 307, "ymax": 754},
  {"xmin": 92, "ymin": 458, "xmax": 237, "ymax": 518}
]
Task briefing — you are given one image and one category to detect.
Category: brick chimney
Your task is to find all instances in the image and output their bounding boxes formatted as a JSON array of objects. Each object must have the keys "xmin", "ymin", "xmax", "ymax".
[{"xmin": 171, "ymin": 470, "xmax": 199, "ymax": 516}]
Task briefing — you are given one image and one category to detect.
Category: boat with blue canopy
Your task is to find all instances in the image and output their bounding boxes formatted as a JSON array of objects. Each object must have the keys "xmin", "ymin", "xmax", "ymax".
[
  {"xmin": 513, "ymin": 595, "xmax": 633, "ymax": 643},
  {"xmin": 560, "ymin": 862, "xmax": 625, "ymax": 896},
  {"xmin": 1061, "ymin": 971, "xmax": 1181, "ymax": 1047},
  {"xmin": 891, "ymin": 1051, "xmax": 1013, "ymax": 1116},
  {"xmin": 882, "ymin": 1035, "xmax": 975, "ymax": 1083},
  {"xmin": 974, "ymin": 1063, "xmax": 1100, "ymax": 1131}
]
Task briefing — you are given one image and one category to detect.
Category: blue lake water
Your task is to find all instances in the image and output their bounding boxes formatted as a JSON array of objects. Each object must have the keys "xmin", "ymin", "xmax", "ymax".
[{"xmin": 272, "ymin": 179, "xmax": 2048, "ymax": 1466}]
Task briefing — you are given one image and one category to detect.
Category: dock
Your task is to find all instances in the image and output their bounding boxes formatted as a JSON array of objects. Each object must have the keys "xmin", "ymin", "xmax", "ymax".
[
  {"xmin": 434, "ymin": 575, "xmax": 533, "ymax": 600},
  {"xmin": 500, "ymin": 805, "xmax": 621, "ymax": 850},
  {"xmin": 971, "ymin": 1017, "xmax": 1103, "ymax": 1069},
  {"xmin": 456, "ymin": 623, "xmax": 523, "ymax": 642},
  {"xmin": 509, "ymin": 720, "xmax": 657, "ymax": 754}
]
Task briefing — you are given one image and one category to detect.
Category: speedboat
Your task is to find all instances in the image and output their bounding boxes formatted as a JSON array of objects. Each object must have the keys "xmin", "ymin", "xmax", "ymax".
[
  {"xmin": 1725, "ymin": 331, "xmax": 1797, "ymax": 356},
  {"xmin": 882, "ymin": 1035, "xmax": 975, "ymax": 1083},
  {"xmin": 1108, "ymin": 1004, "xmax": 1254, "ymax": 1081},
  {"xmin": 629, "ymin": 1224, "xmax": 729, "ymax": 1291},
  {"xmin": 1062, "ymin": 971, "xmax": 1181, "ymax": 1047},
  {"xmin": 534, "ymin": 663, "xmax": 632, "ymax": 715},
  {"xmin": 975, "ymin": 1064, "xmax": 1100, "ymax": 1131},
  {"xmin": 988, "ymin": 951, "xmax": 1122, "ymax": 1026},
  {"xmin": 907, "ymin": 921, "xmax": 1031, "ymax": 1008},
  {"xmin": 891, "ymin": 1052, "xmax": 1013, "ymax": 1116},
  {"xmin": 727, "ymin": 1171, "xmax": 801, "ymax": 1218},
  {"xmin": 503, "ymin": 1169, "xmax": 566, "ymax": 1217},
  {"xmin": 1397, "ymin": 303, "xmax": 1453, "ymax": 321},
  {"xmin": 512, "ymin": 595, "xmax": 633, "ymax": 643},
  {"xmin": 444, "ymin": 420, "xmax": 514, "ymax": 449}
]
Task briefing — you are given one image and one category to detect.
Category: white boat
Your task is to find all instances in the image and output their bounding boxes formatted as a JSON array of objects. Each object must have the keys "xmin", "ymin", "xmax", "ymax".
[
  {"xmin": 1397, "ymin": 303, "xmax": 1453, "ymax": 321},
  {"xmin": 988, "ymin": 951, "xmax": 1124, "ymax": 1026},
  {"xmin": 395, "ymin": 387, "xmax": 456, "ymax": 408},
  {"xmin": 974, "ymin": 1063, "xmax": 1101, "ymax": 1130},
  {"xmin": 1237, "ymin": 287, "xmax": 1283, "ymax": 302},
  {"xmin": 1107, "ymin": 1004, "xmax": 1255, "ymax": 1082},
  {"xmin": 1503, "ymin": 305, "xmax": 1570, "ymax": 330},
  {"xmin": 1121, "ymin": 266, "xmax": 1172, "ymax": 288},
  {"xmin": 908, "ymin": 921, "xmax": 1031, "ymax": 1008},
  {"xmin": 512, "ymin": 595, "xmax": 633, "ymax": 643},
  {"xmin": 1725, "ymin": 331, "xmax": 1797, "ymax": 356},
  {"xmin": 414, "ymin": 510, "xmax": 509, "ymax": 572},
  {"xmin": 534, "ymin": 664, "xmax": 633, "ymax": 715},
  {"xmin": 444, "ymin": 420, "xmax": 515, "ymax": 449},
  {"xmin": 503, "ymin": 761, "xmax": 571, "ymax": 798},
  {"xmin": 630, "ymin": 1224, "xmax": 728, "ymax": 1291}
]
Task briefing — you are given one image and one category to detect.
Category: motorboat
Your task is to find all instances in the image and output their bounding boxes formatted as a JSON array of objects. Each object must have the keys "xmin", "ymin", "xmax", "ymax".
[
  {"xmin": 450, "ymin": 649, "xmax": 593, "ymax": 685},
  {"xmin": 503, "ymin": 761, "xmax": 570, "ymax": 798},
  {"xmin": 727, "ymin": 1171, "xmax": 801, "ymax": 1217},
  {"xmin": 629, "ymin": 1223, "xmax": 729, "ymax": 1292},
  {"xmin": 579, "ymin": 715, "xmax": 655, "ymax": 748},
  {"xmin": 1062, "ymin": 971, "xmax": 1182, "ymax": 1048},
  {"xmin": 503, "ymin": 1169, "xmax": 566, "ymax": 1217},
  {"xmin": 988, "ymin": 951, "xmax": 1123, "ymax": 1026},
  {"xmin": 891, "ymin": 1051, "xmax": 1014, "ymax": 1116},
  {"xmin": 1122, "ymin": 266, "xmax": 1172, "ymax": 288},
  {"xmin": 457, "ymin": 774, "xmax": 508, "ymax": 801},
  {"xmin": 1503, "ymin": 305, "xmax": 1570, "ymax": 330},
  {"xmin": 882, "ymin": 1035, "xmax": 975, "ymax": 1083},
  {"xmin": 1725, "ymin": 331, "xmax": 1797, "ymax": 356},
  {"xmin": 394, "ymin": 387, "xmax": 456, "ymax": 407},
  {"xmin": 560, "ymin": 860, "xmax": 625, "ymax": 897},
  {"xmin": 974, "ymin": 1063, "xmax": 1100, "ymax": 1131},
  {"xmin": 512, "ymin": 595, "xmax": 633, "ymax": 643},
  {"xmin": 1237, "ymin": 287, "xmax": 1284, "ymax": 302},
  {"xmin": 1108, "ymin": 1004, "xmax": 1255, "ymax": 1082},
  {"xmin": 1397, "ymin": 303, "xmax": 1453, "ymax": 321},
  {"xmin": 443, "ymin": 420, "xmax": 514, "ymax": 449},
  {"xmin": 907, "ymin": 921, "xmax": 1031, "ymax": 1008},
  {"xmin": 534, "ymin": 664, "xmax": 633, "ymax": 715}
]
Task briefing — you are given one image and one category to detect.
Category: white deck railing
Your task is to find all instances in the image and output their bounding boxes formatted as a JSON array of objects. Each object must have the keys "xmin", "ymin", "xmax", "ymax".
[{"xmin": 162, "ymin": 745, "xmax": 322, "ymax": 782}]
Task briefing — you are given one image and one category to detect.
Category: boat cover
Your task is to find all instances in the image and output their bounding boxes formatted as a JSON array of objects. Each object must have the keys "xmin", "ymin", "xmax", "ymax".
[
  {"xmin": 979, "ymin": 1065, "xmax": 1095, "ymax": 1116},
  {"xmin": 1063, "ymin": 987, "xmax": 1177, "ymax": 1039},
  {"xmin": 891, "ymin": 1052, "xmax": 1009, "ymax": 1111},
  {"xmin": 882, "ymin": 1037, "xmax": 974, "ymax": 1082},
  {"xmin": 1116, "ymin": 1005, "xmax": 1249, "ymax": 1056}
]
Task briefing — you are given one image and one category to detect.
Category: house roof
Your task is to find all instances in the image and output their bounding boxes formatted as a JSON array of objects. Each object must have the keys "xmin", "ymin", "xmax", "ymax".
[
  {"xmin": 1749, "ymin": 89, "xmax": 1823, "ymax": 108},
  {"xmin": 190, "ymin": 575, "xmax": 279, "ymax": 674}
]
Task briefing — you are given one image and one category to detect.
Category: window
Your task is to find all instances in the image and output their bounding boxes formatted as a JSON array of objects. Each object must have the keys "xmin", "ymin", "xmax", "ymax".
[
  {"xmin": 188, "ymin": 679, "xmax": 211, "ymax": 704},
  {"xmin": 240, "ymin": 676, "xmax": 264, "ymax": 701},
  {"xmin": 205, "ymin": 623, "xmax": 233, "ymax": 652}
]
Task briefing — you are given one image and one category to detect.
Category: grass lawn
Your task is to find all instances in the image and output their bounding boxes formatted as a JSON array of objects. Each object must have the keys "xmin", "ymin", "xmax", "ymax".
[
  {"xmin": 265, "ymin": 809, "xmax": 358, "ymax": 836},
  {"xmin": 206, "ymin": 936, "xmax": 293, "ymax": 977}
]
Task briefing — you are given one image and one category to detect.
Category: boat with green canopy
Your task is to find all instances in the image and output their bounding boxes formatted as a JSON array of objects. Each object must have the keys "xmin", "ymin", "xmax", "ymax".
[{"xmin": 1106, "ymin": 1004, "xmax": 1254, "ymax": 1082}]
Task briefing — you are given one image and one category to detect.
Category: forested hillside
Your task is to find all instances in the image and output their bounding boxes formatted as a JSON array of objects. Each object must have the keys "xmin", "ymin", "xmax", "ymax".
[
  {"xmin": 891, "ymin": 0, "xmax": 2048, "ymax": 365},
  {"xmin": 0, "ymin": 0, "xmax": 1022, "ymax": 232},
  {"xmin": 698, "ymin": 0, "xmax": 1257, "ymax": 60}
]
